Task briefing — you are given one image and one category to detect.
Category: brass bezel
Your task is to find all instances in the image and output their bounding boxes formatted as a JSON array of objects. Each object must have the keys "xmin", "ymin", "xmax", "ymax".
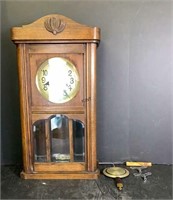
[
  {"xmin": 103, "ymin": 167, "xmax": 129, "ymax": 178},
  {"xmin": 35, "ymin": 57, "xmax": 80, "ymax": 104}
]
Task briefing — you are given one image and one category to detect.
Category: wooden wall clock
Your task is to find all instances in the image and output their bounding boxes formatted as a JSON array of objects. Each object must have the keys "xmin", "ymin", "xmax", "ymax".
[{"xmin": 11, "ymin": 14, "xmax": 100, "ymax": 179}]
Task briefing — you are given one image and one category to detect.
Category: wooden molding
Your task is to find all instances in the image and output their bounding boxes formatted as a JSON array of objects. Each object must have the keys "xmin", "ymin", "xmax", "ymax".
[
  {"xmin": 20, "ymin": 170, "xmax": 100, "ymax": 180},
  {"xmin": 11, "ymin": 14, "xmax": 100, "ymax": 42}
]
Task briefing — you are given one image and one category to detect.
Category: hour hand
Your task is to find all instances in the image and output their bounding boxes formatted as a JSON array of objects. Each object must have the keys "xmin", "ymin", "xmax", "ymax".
[{"xmin": 44, "ymin": 81, "xmax": 49, "ymax": 86}]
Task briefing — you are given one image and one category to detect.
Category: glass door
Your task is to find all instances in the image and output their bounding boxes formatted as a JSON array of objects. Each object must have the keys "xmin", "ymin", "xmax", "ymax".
[{"xmin": 33, "ymin": 115, "xmax": 85, "ymax": 164}]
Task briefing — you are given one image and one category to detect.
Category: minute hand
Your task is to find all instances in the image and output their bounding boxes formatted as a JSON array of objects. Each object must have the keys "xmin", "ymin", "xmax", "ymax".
[{"xmin": 63, "ymin": 90, "xmax": 70, "ymax": 98}]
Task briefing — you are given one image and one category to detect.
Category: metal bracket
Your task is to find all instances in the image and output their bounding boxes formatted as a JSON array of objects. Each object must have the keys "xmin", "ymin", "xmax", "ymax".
[{"xmin": 130, "ymin": 167, "xmax": 152, "ymax": 183}]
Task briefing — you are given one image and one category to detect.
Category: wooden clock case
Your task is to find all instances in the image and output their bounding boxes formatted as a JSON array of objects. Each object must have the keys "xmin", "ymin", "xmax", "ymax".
[{"xmin": 11, "ymin": 14, "xmax": 100, "ymax": 179}]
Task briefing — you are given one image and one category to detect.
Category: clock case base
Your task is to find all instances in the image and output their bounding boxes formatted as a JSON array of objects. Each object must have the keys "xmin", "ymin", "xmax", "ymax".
[{"xmin": 20, "ymin": 170, "xmax": 100, "ymax": 179}]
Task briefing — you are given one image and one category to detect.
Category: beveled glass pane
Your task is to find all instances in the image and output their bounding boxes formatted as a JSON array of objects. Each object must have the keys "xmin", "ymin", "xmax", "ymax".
[
  {"xmin": 50, "ymin": 115, "xmax": 70, "ymax": 162},
  {"xmin": 73, "ymin": 120, "xmax": 85, "ymax": 162},
  {"xmin": 33, "ymin": 115, "xmax": 85, "ymax": 163},
  {"xmin": 33, "ymin": 120, "xmax": 47, "ymax": 162}
]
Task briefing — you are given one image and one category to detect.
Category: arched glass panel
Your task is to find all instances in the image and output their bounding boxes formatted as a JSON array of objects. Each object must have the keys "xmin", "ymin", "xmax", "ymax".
[
  {"xmin": 33, "ymin": 115, "xmax": 85, "ymax": 163},
  {"xmin": 33, "ymin": 120, "xmax": 47, "ymax": 162},
  {"xmin": 73, "ymin": 120, "xmax": 85, "ymax": 162},
  {"xmin": 50, "ymin": 115, "xmax": 70, "ymax": 162}
]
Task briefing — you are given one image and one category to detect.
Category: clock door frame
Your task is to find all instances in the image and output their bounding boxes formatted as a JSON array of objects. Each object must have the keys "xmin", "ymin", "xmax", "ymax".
[
  {"xmin": 29, "ymin": 44, "xmax": 85, "ymax": 108},
  {"xmin": 28, "ymin": 43, "xmax": 87, "ymax": 173},
  {"xmin": 11, "ymin": 14, "xmax": 100, "ymax": 179}
]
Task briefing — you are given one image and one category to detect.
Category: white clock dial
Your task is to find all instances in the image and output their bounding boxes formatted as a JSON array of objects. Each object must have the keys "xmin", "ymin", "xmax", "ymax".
[{"xmin": 36, "ymin": 57, "xmax": 80, "ymax": 103}]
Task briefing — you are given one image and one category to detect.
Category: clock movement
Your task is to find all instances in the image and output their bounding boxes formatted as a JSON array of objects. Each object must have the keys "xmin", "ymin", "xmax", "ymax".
[{"xmin": 11, "ymin": 14, "xmax": 100, "ymax": 179}]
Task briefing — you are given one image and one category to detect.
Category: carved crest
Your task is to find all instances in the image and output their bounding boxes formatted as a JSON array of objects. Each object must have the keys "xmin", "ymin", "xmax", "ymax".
[{"xmin": 44, "ymin": 17, "xmax": 66, "ymax": 35}]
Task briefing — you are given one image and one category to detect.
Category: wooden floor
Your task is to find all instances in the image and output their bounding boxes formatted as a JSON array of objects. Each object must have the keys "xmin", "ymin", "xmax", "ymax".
[{"xmin": 1, "ymin": 164, "xmax": 172, "ymax": 199}]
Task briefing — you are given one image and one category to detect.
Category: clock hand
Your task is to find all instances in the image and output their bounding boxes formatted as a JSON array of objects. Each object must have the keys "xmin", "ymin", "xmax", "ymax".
[
  {"xmin": 44, "ymin": 81, "xmax": 49, "ymax": 86},
  {"xmin": 63, "ymin": 90, "xmax": 70, "ymax": 98}
]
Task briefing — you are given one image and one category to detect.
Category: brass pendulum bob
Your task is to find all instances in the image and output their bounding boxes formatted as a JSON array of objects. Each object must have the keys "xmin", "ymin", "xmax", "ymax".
[{"xmin": 103, "ymin": 166, "xmax": 129, "ymax": 190}]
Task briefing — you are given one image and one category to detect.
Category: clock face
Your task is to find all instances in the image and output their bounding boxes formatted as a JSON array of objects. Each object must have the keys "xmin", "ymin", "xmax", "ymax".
[{"xmin": 36, "ymin": 57, "xmax": 80, "ymax": 103}]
